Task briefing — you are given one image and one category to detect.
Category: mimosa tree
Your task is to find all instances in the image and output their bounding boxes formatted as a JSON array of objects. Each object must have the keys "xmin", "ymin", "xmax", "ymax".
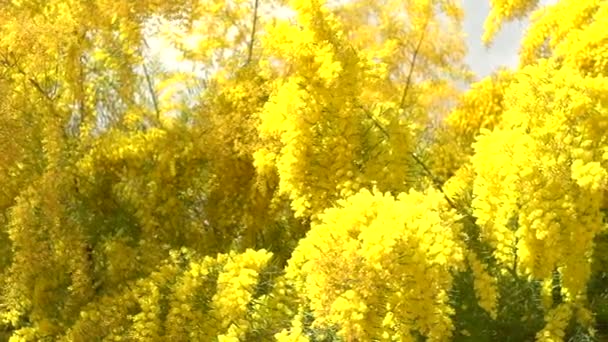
[{"xmin": 0, "ymin": 0, "xmax": 606, "ymax": 341}]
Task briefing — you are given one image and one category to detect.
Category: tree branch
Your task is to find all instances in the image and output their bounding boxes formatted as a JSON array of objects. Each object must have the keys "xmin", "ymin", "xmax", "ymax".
[
  {"xmin": 408, "ymin": 151, "xmax": 458, "ymax": 209},
  {"xmin": 140, "ymin": 38, "xmax": 161, "ymax": 121},
  {"xmin": 142, "ymin": 63, "xmax": 161, "ymax": 121},
  {"xmin": 0, "ymin": 52, "xmax": 55, "ymax": 102},
  {"xmin": 399, "ymin": 19, "xmax": 430, "ymax": 109},
  {"xmin": 358, "ymin": 104, "xmax": 459, "ymax": 211},
  {"xmin": 246, "ymin": 0, "xmax": 260, "ymax": 65}
]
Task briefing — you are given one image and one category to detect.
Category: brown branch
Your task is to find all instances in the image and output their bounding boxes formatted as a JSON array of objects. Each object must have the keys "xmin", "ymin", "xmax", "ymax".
[
  {"xmin": 359, "ymin": 105, "xmax": 389, "ymax": 138},
  {"xmin": 399, "ymin": 19, "xmax": 430, "ymax": 109},
  {"xmin": 408, "ymin": 151, "xmax": 458, "ymax": 209},
  {"xmin": 142, "ymin": 63, "xmax": 160, "ymax": 121},
  {"xmin": 141, "ymin": 38, "xmax": 162, "ymax": 122},
  {"xmin": 27, "ymin": 77, "xmax": 54, "ymax": 102},
  {"xmin": 246, "ymin": 0, "xmax": 260, "ymax": 65},
  {"xmin": 0, "ymin": 53, "xmax": 55, "ymax": 102}
]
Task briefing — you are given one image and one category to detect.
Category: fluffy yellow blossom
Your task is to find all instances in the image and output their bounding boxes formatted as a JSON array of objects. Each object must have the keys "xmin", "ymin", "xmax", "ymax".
[
  {"xmin": 483, "ymin": 0, "xmax": 540, "ymax": 44},
  {"xmin": 274, "ymin": 312, "xmax": 310, "ymax": 342},
  {"xmin": 536, "ymin": 303, "xmax": 573, "ymax": 342},
  {"xmin": 427, "ymin": 70, "xmax": 513, "ymax": 180},
  {"xmin": 471, "ymin": 61, "xmax": 608, "ymax": 338},
  {"xmin": 211, "ymin": 249, "xmax": 273, "ymax": 338},
  {"xmin": 257, "ymin": 0, "xmax": 468, "ymax": 219},
  {"xmin": 468, "ymin": 252, "xmax": 499, "ymax": 319},
  {"xmin": 284, "ymin": 187, "xmax": 465, "ymax": 341},
  {"xmin": 521, "ymin": 0, "xmax": 608, "ymax": 75}
]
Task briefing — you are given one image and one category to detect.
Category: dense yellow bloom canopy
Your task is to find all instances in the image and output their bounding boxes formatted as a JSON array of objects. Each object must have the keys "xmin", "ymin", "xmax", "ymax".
[{"xmin": 0, "ymin": 0, "xmax": 606, "ymax": 341}]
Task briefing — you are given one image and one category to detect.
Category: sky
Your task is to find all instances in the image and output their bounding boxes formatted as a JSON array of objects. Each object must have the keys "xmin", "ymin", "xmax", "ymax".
[
  {"xmin": 462, "ymin": 1, "xmax": 526, "ymax": 78},
  {"xmin": 148, "ymin": 1, "xmax": 558, "ymax": 79},
  {"xmin": 462, "ymin": 0, "xmax": 558, "ymax": 78}
]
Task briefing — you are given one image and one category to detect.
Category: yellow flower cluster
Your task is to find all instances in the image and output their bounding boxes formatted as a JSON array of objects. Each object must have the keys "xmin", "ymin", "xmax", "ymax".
[
  {"xmin": 8, "ymin": 327, "xmax": 38, "ymax": 342},
  {"xmin": 258, "ymin": 0, "xmax": 373, "ymax": 217},
  {"xmin": 467, "ymin": 252, "xmax": 499, "ymax": 319},
  {"xmin": 249, "ymin": 275, "xmax": 302, "ymax": 340},
  {"xmin": 471, "ymin": 62, "xmax": 608, "ymax": 317},
  {"xmin": 521, "ymin": 0, "xmax": 607, "ymax": 75},
  {"xmin": 194, "ymin": 68, "xmax": 283, "ymax": 249},
  {"xmin": 274, "ymin": 312, "xmax": 310, "ymax": 342},
  {"xmin": 45, "ymin": 248, "xmax": 274, "ymax": 341},
  {"xmin": 257, "ymin": 0, "xmax": 466, "ymax": 219},
  {"xmin": 130, "ymin": 282, "xmax": 163, "ymax": 340},
  {"xmin": 163, "ymin": 255, "xmax": 218, "ymax": 340},
  {"xmin": 212, "ymin": 249, "xmax": 273, "ymax": 340},
  {"xmin": 535, "ymin": 303, "xmax": 572, "ymax": 342},
  {"xmin": 442, "ymin": 164, "xmax": 474, "ymax": 206},
  {"xmin": 284, "ymin": 187, "xmax": 465, "ymax": 341},
  {"xmin": 429, "ymin": 70, "xmax": 513, "ymax": 180},
  {"xmin": 447, "ymin": 70, "xmax": 513, "ymax": 138},
  {"xmin": 483, "ymin": 0, "xmax": 540, "ymax": 44}
]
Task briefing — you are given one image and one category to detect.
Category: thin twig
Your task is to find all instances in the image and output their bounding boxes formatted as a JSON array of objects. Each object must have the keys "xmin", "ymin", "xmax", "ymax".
[
  {"xmin": 358, "ymin": 104, "xmax": 459, "ymax": 211},
  {"xmin": 27, "ymin": 78, "xmax": 54, "ymax": 102},
  {"xmin": 142, "ymin": 63, "xmax": 160, "ymax": 121},
  {"xmin": 359, "ymin": 105, "xmax": 389, "ymax": 137},
  {"xmin": 409, "ymin": 151, "xmax": 458, "ymax": 210},
  {"xmin": 399, "ymin": 19, "xmax": 430, "ymax": 109},
  {"xmin": 141, "ymin": 37, "xmax": 161, "ymax": 121},
  {"xmin": 246, "ymin": 0, "xmax": 260, "ymax": 65},
  {"xmin": 0, "ymin": 53, "xmax": 55, "ymax": 102}
]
